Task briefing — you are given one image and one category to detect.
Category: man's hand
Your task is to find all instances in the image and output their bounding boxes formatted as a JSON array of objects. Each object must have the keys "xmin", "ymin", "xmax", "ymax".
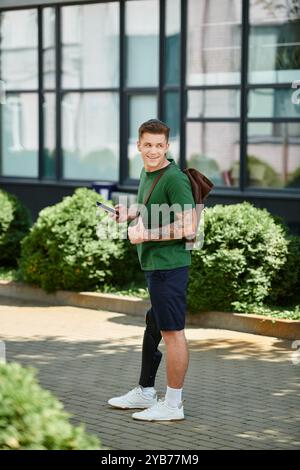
[
  {"xmin": 110, "ymin": 204, "xmax": 139, "ymax": 224},
  {"xmin": 176, "ymin": 208, "xmax": 198, "ymax": 239},
  {"xmin": 109, "ymin": 203, "xmax": 128, "ymax": 223},
  {"xmin": 128, "ymin": 216, "xmax": 147, "ymax": 245}
]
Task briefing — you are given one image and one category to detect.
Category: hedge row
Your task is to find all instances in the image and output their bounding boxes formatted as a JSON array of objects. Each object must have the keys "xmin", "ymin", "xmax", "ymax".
[
  {"xmin": 0, "ymin": 189, "xmax": 31, "ymax": 267},
  {"xmin": 1, "ymin": 188, "xmax": 299, "ymax": 310}
]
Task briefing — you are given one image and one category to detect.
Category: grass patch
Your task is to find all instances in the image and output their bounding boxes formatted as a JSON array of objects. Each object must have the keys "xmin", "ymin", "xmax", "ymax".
[
  {"xmin": 0, "ymin": 267, "xmax": 21, "ymax": 282},
  {"xmin": 239, "ymin": 303, "xmax": 300, "ymax": 321},
  {"xmin": 97, "ymin": 281, "xmax": 149, "ymax": 300}
]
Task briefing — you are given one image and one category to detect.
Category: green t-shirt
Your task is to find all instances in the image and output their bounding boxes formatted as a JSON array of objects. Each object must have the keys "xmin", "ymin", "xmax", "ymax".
[{"xmin": 135, "ymin": 158, "xmax": 195, "ymax": 271}]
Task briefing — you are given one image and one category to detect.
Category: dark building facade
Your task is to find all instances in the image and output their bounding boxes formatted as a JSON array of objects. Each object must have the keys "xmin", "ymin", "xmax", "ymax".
[{"xmin": 0, "ymin": 0, "xmax": 300, "ymax": 231}]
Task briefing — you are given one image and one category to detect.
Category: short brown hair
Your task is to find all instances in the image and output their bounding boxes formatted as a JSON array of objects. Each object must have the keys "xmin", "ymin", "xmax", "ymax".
[{"xmin": 138, "ymin": 119, "xmax": 170, "ymax": 141}]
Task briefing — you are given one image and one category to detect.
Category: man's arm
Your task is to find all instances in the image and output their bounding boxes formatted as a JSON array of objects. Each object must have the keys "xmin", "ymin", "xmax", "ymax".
[{"xmin": 145, "ymin": 208, "xmax": 197, "ymax": 241}]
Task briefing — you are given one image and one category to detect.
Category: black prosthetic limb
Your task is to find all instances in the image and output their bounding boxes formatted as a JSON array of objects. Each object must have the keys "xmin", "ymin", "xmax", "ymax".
[{"xmin": 139, "ymin": 309, "xmax": 162, "ymax": 388}]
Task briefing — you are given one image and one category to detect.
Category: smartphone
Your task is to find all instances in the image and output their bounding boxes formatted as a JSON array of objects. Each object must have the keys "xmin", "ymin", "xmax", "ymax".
[{"xmin": 96, "ymin": 201, "xmax": 117, "ymax": 215}]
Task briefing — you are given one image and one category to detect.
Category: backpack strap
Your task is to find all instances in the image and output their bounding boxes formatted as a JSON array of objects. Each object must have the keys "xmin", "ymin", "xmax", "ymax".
[
  {"xmin": 143, "ymin": 164, "xmax": 170, "ymax": 205},
  {"xmin": 136, "ymin": 163, "xmax": 171, "ymax": 218}
]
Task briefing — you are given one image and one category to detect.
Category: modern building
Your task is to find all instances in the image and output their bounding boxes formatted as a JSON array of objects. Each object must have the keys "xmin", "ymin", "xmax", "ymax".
[{"xmin": 0, "ymin": 0, "xmax": 299, "ymax": 231}]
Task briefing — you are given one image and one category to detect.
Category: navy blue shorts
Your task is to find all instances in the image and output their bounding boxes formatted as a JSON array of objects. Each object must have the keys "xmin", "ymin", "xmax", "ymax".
[{"xmin": 144, "ymin": 266, "xmax": 189, "ymax": 331}]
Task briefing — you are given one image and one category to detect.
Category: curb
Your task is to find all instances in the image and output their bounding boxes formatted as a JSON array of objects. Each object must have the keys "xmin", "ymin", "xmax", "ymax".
[
  {"xmin": 0, "ymin": 280, "xmax": 299, "ymax": 340},
  {"xmin": 0, "ymin": 280, "xmax": 151, "ymax": 316},
  {"xmin": 187, "ymin": 310, "xmax": 300, "ymax": 341}
]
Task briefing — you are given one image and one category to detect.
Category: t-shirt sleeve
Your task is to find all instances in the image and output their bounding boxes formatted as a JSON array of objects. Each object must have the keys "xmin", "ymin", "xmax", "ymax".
[{"xmin": 166, "ymin": 173, "xmax": 195, "ymax": 211}]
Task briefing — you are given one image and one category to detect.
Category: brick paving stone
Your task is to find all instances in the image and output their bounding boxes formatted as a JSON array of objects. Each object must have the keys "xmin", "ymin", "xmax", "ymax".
[{"xmin": 0, "ymin": 296, "xmax": 299, "ymax": 450}]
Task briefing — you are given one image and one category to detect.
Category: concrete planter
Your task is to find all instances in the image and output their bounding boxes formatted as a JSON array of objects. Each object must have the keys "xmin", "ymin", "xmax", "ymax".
[
  {"xmin": 186, "ymin": 310, "xmax": 300, "ymax": 340},
  {"xmin": 0, "ymin": 280, "xmax": 299, "ymax": 340},
  {"xmin": 0, "ymin": 280, "xmax": 151, "ymax": 315}
]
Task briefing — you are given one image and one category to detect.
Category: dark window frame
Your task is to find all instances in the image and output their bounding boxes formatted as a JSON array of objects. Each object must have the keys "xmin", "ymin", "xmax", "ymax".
[{"xmin": 0, "ymin": 0, "xmax": 299, "ymax": 195}]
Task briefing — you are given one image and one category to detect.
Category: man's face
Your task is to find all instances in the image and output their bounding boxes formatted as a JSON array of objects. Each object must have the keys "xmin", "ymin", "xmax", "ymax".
[{"xmin": 137, "ymin": 132, "xmax": 169, "ymax": 172}]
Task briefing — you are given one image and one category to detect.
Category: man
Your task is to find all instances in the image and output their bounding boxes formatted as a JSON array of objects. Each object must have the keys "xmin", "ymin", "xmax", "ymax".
[{"xmin": 108, "ymin": 119, "xmax": 197, "ymax": 421}]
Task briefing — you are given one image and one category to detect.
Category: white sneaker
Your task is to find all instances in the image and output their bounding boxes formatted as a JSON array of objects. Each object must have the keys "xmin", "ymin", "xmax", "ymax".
[
  {"xmin": 108, "ymin": 386, "xmax": 158, "ymax": 409},
  {"xmin": 132, "ymin": 399, "xmax": 184, "ymax": 421}
]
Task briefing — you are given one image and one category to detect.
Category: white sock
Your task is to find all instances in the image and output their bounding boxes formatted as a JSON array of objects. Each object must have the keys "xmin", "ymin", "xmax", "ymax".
[
  {"xmin": 140, "ymin": 386, "xmax": 156, "ymax": 398},
  {"xmin": 165, "ymin": 386, "xmax": 182, "ymax": 408}
]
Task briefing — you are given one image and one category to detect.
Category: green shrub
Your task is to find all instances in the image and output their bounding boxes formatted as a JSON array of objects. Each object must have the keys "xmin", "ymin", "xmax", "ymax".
[
  {"xmin": 19, "ymin": 187, "xmax": 142, "ymax": 292},
  {"xmin": 0, "ymin": 189, "xmax": 31, "ymax": 266},
  {"xmin": 188, "ymin": 202, "xmax": 288, "ymax": 312},
  {"xmin": 265, "ymin": 234, "xmax": 300, "ymax": 306},
  {"xmin": 287, "ymin": 165, "xmax": 300, "ymax": 188},
  {"xmin": 0, "ymin": 362, "xmax": 100, "ymax": 450}
]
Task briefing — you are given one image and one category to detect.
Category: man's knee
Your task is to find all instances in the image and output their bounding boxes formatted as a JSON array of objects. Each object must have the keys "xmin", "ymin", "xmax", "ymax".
[
  {"xmin": 161, "ymin": 329, "xmax": 185, "ymax": 343},
  {"xmin": 145, "ymin": 310, "xmax": 158, "ymax": 332}
]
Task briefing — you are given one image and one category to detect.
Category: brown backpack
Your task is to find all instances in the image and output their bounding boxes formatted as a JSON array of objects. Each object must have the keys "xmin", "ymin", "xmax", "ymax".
[
  {"xmin": 182, "ymin": 168, "xmax": 214, "ymax": 246},
  {"xmin": 182, "ymin": 168, "xmax": 214, "ymax": 206}
]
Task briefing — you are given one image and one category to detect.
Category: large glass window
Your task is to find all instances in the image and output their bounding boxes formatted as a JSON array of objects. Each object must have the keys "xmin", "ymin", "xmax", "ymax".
[
  {"xmin": 248, "ymin": 88, "xmax": 300, "ymax": 118},
  {"xmin": 43, "ymin": 92, "xmax": 56, "ymax": 179},
  {"xmin": 0, "ymin": 0, "xmax": 299, "ymax": 196},
  {"xmin": 0, "ymin": 10, "xmax": 38, "ymax": 90},
  {"xmin": 247, "ymin": 122, "xmax": 300, "ymax": 189},
  {"xmin": 165, "ymin": 0, "xmax": 180, "ymax": 86},
  {"xmin": 164, "ymin": 91, "xmax": 180, "ymax": 162},
  {"xmin": 185, "ymin": 0, "xmax": 241, "ymax": 189},
  {"xmin": 42, "ymin": 8, "xmax": 56, "ymax": 180},
  {"xmin": 247, "ymin": 0, "xmax": 300, "ymax": 191},
  {"xmin": 186, "ymin": 122, "xmax": 240, "ymax": 187},
  {"xmin": 1, "ymin": 93, "xmax": 38, "ymax": 177},
  {"xmin": 163, "ymin": 0, "xmax": 181, "ymax": 162},
  {"xmin": 62, "ymin": 3, "xmax": 119, "ymax": 89},
  {"xmin": 43, "ymin": 8, "xmax": 56, "ymax": 90},
  {"xmin": 0, "ymin": 9, "xmax": 38, "ymax": 178},
  {"xmin": 187, "ymin": 89, "xmax": 240, "ymax": 118},
  {"xmin": 249, "ymin": 0, "xmax": 300, "ymax": 84},
  {"xmin": 128, "ymin": 95, "xmax": 157, "ymax": 179},
  {"xmin": 62, "ymin": 92, "xmax": 119, "ymax": 180},
  {"xmin": 125, "ymin": 0, "xmax": 159, "ymax": 87},
  {"xmin": 186, "ymin": 0, "xmax": 242, "ymax": 86},
  {"xmin": 61, "ymin": 2, "xmax": 120, "ymax": 182}
]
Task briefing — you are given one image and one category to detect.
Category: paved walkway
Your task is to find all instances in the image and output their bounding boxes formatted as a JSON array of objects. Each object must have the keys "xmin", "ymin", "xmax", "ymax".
[{"xmin": 0, "ymin": 296, "xmax": 299, "ymax": 450}]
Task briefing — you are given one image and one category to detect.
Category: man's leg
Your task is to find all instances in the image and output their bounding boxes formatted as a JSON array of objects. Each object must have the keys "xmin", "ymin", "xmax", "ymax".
[
  {"xmin": 132, "ymin": 267, "xmax": 189, "ymax": 420},
  {"xmin": 107, "ymin": 309, "xmax": 160, "ymax": 408},
  {"xmin": 161, "ymin": 329, "xmax": 189, "ymax": 389},
  {"xmin": 131, "ymin": 329, "xmax": 188, "ymax": 420},
  {"xmin": 139, "ymin": 308, "xmax": 163, "ymax": 388}
]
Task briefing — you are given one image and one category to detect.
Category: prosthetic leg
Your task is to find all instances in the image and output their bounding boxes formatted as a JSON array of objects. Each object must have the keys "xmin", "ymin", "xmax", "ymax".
[{"xmin": 139, "ymin": 309, "xmax": 162, "ymax": 387}]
